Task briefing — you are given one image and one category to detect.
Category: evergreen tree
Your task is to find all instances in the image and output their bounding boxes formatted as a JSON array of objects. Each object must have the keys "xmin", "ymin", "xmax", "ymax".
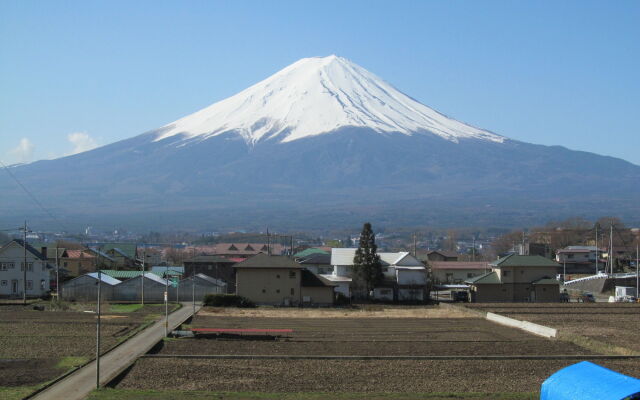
[{"xmin": 352, "ymin": 222, "xmax": 383, "ymax": 299}]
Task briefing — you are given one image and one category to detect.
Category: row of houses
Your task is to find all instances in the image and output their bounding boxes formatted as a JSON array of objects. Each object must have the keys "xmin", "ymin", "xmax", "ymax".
[{"xmin": 0, "ymin": 238, "xmax": 568, "ymax": 303}]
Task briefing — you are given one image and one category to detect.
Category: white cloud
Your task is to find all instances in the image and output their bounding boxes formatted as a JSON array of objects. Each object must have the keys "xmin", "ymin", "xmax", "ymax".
[
  {"xmin": 67, "ymin": 132, "xmax": 98, "ymax": 155},
  {"xmin": 10, "ymin": 138, "xmax": 35, "ymax": 164}
]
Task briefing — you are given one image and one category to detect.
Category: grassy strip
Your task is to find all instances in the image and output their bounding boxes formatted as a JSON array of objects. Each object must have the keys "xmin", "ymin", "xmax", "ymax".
[
  {"xmin": 109, "ymin": 304, "xmax": 145, "ymax": 313},
  {"xmin": 560, "ymin": 333, "xmax": 640, "ymax": 356},
  {"xmin": 88, "ymin": 389, "xmax": 537, "ymax": 400},
  {"xmin": 56, "ymin": 356, "xmax": 90, "ymax": 369},
  {"xmin": 0, "ymin": 386, "xmax": 38, "ymax": 400}
]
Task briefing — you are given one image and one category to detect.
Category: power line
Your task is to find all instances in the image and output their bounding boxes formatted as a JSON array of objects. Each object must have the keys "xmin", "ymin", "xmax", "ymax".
[{"xmin": 0, "ymin": 160, "xmax": 72, "ymax": 233}]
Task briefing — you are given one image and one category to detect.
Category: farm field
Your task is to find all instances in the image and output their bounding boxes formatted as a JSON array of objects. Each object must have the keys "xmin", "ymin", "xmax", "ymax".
[
  {"xmin": 464, "ymin": 303, "xmax": 640, "ymax": 353},
  {"xmin": 106, "ymin": 305, "xmax": 626, "ymax": 399},
  {"xmin": 156, "ymin": 315, "xmax": 590, "ymax": 356},
  {"xmin": 0, "ymin": 302, "xmax": 178, "ymax": 397}
]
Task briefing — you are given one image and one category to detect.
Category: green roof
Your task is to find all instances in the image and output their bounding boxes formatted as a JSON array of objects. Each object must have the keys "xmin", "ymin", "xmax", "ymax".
[
  {"xmin": 490, "ymin": 254, "xmax": 559, "ymax": 268},
  {"xmin": 100, "ymin": 270, "xmax": 156, "ymax": 279},
  {"xmin": 294, "ymin": 248, "xmax": 329, "ymax": 258},
  {"xmin": 101, "ymin": 243, "xmax": 137, "ymax": 259},
  {"xmin": 465, "ymin": 271, "xmax": 500, "ymax": 284}
]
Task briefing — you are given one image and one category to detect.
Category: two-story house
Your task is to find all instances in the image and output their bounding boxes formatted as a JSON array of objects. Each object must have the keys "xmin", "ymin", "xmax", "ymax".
[
  {"xmin": 555, "ymin": 246, "xmax": 604, "ymax": 274},
  {"xmin": 323, "ymin": 248, "xmax": 428, "ymax": 301},
  {"xmin": 0, "ymin": 239, "xmax": 51, "ymax": 298},
  {"xmin": 465, "ymin": 254, "xmax": 560, "ymax": 302},
  {"xmin": 234, "ymin": 254, "xmax": 335, "ymax": 306}
]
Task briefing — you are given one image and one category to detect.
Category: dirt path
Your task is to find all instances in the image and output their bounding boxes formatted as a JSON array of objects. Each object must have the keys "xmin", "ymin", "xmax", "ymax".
[{"xmin": 30, "ymin": 303, "xmax": 199, "ymax": 400}]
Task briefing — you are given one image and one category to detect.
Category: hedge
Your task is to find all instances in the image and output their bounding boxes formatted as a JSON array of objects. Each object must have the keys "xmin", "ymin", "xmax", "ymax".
[{"xmin": 202, "ymin": 294, "xmax": 256, "ymax": 308}]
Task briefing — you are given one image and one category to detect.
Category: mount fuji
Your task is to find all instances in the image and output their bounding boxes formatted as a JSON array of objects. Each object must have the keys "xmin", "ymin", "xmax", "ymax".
[{"xmin": 2, "ymin": 56, "xmax": 639, "ymax": 230}]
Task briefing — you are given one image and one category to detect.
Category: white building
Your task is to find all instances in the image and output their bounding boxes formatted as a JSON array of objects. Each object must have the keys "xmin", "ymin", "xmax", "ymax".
[
  {"xmin": 322, "ymin": 248, "xmax": 427, "ymax": 301},
  {"xmin": 0, "ymin": 240, "xmax": 51, "ymax": 298}
]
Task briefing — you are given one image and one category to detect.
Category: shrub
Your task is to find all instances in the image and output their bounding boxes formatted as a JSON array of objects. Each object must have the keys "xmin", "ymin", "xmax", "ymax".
[
  {"xmin": 202, "ymin": 294, "xmax": 255, "ymax": 308},
  {"xmin": 335, "ymin": 293, "xmax": 350, "ymax": 305}
]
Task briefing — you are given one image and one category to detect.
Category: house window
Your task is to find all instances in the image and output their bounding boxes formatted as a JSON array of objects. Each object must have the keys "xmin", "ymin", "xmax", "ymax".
[
  {"xmin": 0, "ymin": 263, "xmax": 6, "ymax": 271},
  {"xmin": 27, "ymin": 280, "xmax": 33, "ymax": 290},
  {"xmin": 276, "ymin": 274, "xmax": 280, "ymax": 279},
  {"xmin": 290, "ymin": 288, "xmax": 295, "ymax": 295},
  {"xmin": 40, "ymin": 280, "xmax": 46, "ymax": 289},
  {"xmin": 276, "ymin": 289, "xmax": 280, "ymax": 293},
  {"xmin": 289, "ymin": 271, "xmax": 296, "ymax": 279},
  {"xmin": 1, "ymin": 280, "xmax": 7, "ymax": 286},
  {"xmin": 262, "ymin": 289, "xmax": 266, "ymax": 293},
  {"xmin": 8, "ymin": 263, "xmax": 14, "ymax": 269},
  {"xmin": 467, "ymin": 273, "xmax": 474, "ymax": 278},
  {"xmin": 21, "ymin": 262, "xmax": 33, "ymax": 271},
  {"xmin": 503, "ymin": 271, "xmax": 509, "ymax": 277}
]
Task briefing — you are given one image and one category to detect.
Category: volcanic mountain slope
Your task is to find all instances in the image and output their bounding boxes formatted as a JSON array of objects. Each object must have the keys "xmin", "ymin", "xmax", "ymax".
[{"xmin": 2, "ymin": 56, "xmax": 639, "ymax": 230}]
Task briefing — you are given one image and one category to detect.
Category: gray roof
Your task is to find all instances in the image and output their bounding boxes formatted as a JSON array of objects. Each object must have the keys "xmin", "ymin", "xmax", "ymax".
[
  {"xmin": 3, "ymin": 239, "xmax": 47, "ymax": 260},
  {"xmin": 490, "ymin": 254, "xmax": 560, "ymax": 268},
  {"xmin": 194, "ymin": 273, "xmax": 226, "ymax": 287},
  {"xmin": 86, "ymin": 272, "xmax": 121, "ymax": 286},
  {"xmin": 184, "ymin": 255, "xmax": 234, "ymax": 264},
  {"xmin": 233, "ymin": 253, "xmax": 302, "ymax": 269}
]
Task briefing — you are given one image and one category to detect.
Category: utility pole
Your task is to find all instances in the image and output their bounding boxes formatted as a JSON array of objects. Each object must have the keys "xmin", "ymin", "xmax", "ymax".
[
  {"xmin": 267, "ymin": 228, "xmax": 271, "ymax": 256},
  {"xmin": 96, "ymin": 256, "xmax": 101, "ymax": 389},
  {"xmin": 472, "ymin": 236, "xmax": 476, "ymax": 262},
  {"xmin": 55, "ymin": 242, "xmax": 60, "ymax": 300},
  {"xmin": 192, "ymin": 275, "xmax": 196, "ymax": 315},
  {"xmin": 636, "ymin": 243, "xmax": 640, "ymax": 299},
  {"xmin": 413, "ymin": 233, "xmax": 417, "ymax": 258},
  {"xmin": 595, "ymin": 224, "xmax": 598, "ymax": 274},
  {"xmin": 164, "ymin": 265, "xmax": 169, "ymax": 337},
  {"xmin": 563, "ymin": 260, "xmax": 566, "ymax": 283},
  {"xmin": 22, "ymin": 221, "xmax": 27, "ymax": 305},
  {"xmin": 610, "ymin": 224, "xmax": 614, "ymax": 275},
  {"xmin": 141, "ymin": 247, "xmax": 145, "ymax": 306}
]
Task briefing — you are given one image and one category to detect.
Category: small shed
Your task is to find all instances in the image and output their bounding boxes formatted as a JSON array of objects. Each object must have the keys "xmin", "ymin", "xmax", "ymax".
[
  {"xmin": 176, "ymin": 273, "xmax": 226, "ymax": 302},
  {"xmin": 61, "ymin": 272, "xmax": 121, "ymax": 301},
  {"xmin": 112, "ymin": 272, "xmax": 171, "ymax": 302}
]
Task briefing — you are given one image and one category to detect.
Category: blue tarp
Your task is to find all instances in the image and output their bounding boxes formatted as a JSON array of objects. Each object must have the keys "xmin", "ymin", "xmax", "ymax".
[{"xmin": 541, "ymin": 361, "xmax": 640, "ymax": 400}]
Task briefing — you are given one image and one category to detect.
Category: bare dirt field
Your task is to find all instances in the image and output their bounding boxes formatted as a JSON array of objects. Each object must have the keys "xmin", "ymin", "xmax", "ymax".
[
  {"xmin": 0, "ymin": 303, "xmax": 173, "ymax": 391},
  {"xmin": 156, "ymin": 314, "xmax": 589, "ymax": 356},
  {"xmin": 117, "ymin": 358, "xmax": 640, "ymax": 394},
  {"xmin": 464, "ymin": 303, "xmax": 640, "ymax": 353},
  {"xmin": 111, "ymin": 305, "xmax": 613, "ymax": 398}
]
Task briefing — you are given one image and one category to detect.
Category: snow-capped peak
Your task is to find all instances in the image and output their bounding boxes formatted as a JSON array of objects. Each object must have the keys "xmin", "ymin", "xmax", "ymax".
[{"xmin": 154, "ymin": 55, "xmax": 504, "ymax": 144}]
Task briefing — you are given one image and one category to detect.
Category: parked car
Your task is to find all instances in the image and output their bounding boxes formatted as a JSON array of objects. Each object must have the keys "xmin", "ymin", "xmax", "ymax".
[
  {"xmin": 578, "ymin": 293, "xmax": 596, "ymax": 303},
  {"xmin": 452, "ymin": 290, "xmax": 469, "ymax": 302}
]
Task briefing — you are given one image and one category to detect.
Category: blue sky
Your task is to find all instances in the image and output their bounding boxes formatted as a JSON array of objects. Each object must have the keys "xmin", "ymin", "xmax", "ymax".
[{"xmin": 1, "ymin": 1, "xmax": 639, "ymax": 165}]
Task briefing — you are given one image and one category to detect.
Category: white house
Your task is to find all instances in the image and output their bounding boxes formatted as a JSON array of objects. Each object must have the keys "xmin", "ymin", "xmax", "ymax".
[
  {"xmin": 322, "ymin": 248, "xmax": 427, "ymax": 301},
  {"xmin": 0, "ymin": 239, "xmax": 51, "ymax": 298}
]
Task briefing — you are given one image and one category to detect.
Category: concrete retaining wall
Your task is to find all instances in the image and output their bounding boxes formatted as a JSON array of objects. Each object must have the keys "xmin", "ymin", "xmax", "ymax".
[{"xmin": 486, "ymin": 312, "xmax": 557, "ymax": 338}]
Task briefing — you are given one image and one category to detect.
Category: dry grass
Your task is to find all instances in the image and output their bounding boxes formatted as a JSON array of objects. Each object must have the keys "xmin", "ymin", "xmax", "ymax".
[{"xmin": 199, "ymin": 306, "xmax": 471, "ymax": 319}]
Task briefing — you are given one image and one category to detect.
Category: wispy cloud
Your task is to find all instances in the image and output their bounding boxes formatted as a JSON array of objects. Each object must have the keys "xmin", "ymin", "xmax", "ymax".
[
  {"xmin": 10, "ymin": 138, "xmax": 35, "ymax": 164},
  {"xmin": 67, "ymin": 132, "xmax": 98, "ymax": 155}
]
